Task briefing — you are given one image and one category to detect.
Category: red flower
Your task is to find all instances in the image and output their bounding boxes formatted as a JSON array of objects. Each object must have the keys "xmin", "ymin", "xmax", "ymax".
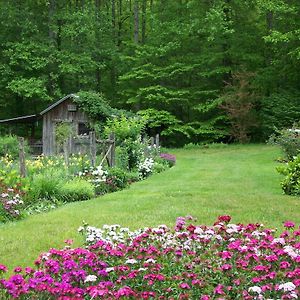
[{"xmin": 218, "ymin": 215, "xmax": 231, "ymax": 223}]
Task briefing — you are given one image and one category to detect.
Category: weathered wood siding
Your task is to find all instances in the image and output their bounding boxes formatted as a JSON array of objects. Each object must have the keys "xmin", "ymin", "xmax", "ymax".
[{"xmin": 42, "ymin": 98, "xmax": 89, "ymax": 155}]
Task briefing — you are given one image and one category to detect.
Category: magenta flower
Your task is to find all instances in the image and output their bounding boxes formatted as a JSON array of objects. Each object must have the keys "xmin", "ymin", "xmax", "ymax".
[
  {"xmin": 284, "ymin": 221, "xmax": 295, "ymax": 228},
  {"xmin": 179, "ymin": 283, "xmax": 190, "ymax": 289},
  {"xmin": 214, "ymin": 284, "xmax": 225, "ymax": 295}
]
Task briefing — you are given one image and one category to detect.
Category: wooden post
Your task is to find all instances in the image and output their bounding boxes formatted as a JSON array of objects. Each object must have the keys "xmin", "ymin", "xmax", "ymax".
[
  {"xmin": 155, "ymin": 133, "xmax": 160, "ymax": 148},
  {"xmin": 150, "ymin": 137, "xmax": 154, "ymax": 147},
  {"xmin": 108, "ymin": 133, "xmax": 115, "ymax": 167},
  {"xmin": 63, "ymin": 139, "xmax": 70, "ymax": 168},
  {"xmin": 89, "ymin": 131, "xmax": 96, "ymax": 167},
  {"xmin": 18, "ymin": 137, "xmax": 26, "ymax": 178}
]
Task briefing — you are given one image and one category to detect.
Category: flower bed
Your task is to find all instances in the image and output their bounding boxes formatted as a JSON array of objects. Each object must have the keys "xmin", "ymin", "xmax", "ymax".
[{"xmin": 1, "ymin": 216, "xmax": 299, "ymax": 299}]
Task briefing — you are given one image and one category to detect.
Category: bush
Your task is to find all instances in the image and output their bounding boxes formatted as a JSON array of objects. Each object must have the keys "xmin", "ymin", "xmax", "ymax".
[
  {"xmin": 27, "ymin": 169, "xmax": 66, "ymax": 203},
  {"xmin": 159, "ymin": 153, "xmax": 176, "ymax": 167},
  {"xmin": 0, "ymin": 135, "xmax": 28, "ymax": 159},
  {"xmin": 268, "ymin": 125, "xmax": 300, "ymax": 159},
  {"xmin": 105, "ymin": 167, "xmax": 131, "ymax": 192},
  {"xmin": 58, "ymin": 178, "xmax": 95, "ymax": 202},
  {"xmin": 277, "ymin": 155, "xmax": 300, "ymax": 195}
]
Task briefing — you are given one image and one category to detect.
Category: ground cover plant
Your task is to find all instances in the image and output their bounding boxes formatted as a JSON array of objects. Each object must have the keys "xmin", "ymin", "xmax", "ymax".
[{"xmin": 0, "ymin": 215, "xmax": 300, "ymax": 299}]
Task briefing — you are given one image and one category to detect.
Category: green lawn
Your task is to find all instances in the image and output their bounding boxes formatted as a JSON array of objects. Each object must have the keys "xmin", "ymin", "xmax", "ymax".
[{"xmin": 1, "ymin": 144, "xmax": 299, "ymax": 272}]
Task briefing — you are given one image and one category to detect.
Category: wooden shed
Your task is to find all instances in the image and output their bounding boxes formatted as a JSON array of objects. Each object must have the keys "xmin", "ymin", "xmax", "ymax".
[
  {"xmin": 0, "ymin": 94, "xmax": 95, "ymax": 156},
  {"xmin": 41, "ymin": 94, "xmax": 90, "ymax": 155}
]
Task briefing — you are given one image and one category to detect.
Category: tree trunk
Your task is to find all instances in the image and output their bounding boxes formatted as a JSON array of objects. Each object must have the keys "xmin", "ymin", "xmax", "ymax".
[
  {"xmin": 95, "ymin": 0, "xmax": 102, "ymax": 92},
  {"xmin": 222, "ymin": 0, "xmax": 232, "ymax": 84},
  {"xmin": 117, "ymin": 0, "xmax": 123, "ymax": 47},
  {"xmin": 134, "ymin": 0, "xmax": 139, "ymax": 43},
  {"xmin": 48, "ymin": 0, "xmax": 56, "ymax": 43},
  {"xmin": 141, "ymin": 0, "xmax": 146, "ymax": 44}
]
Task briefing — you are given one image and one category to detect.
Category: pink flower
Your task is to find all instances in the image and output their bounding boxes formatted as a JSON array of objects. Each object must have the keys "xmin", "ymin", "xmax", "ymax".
[
  {"xmin": 115, "ymin": 286, "xmax": 135, "ymax": 298},
  {"xmin": 221, "ymin": 264, "xmax": 232, "ymax": 271},
  {"xmin": 0, "ymin": 264, "xmax": 7, "ymax": 273},
  {"xmin": 64, "ymin": 239, "xmax": 74, "ymax": 245},
  {"xmin": 179, "ymin": 283, "xmax": 190, "ymax": 289},
  {"xmin": 280, "ymin": 261, "xmax": 291, "ymax": 269},
  {"xmin": 284, "ymin": 221, "xmax": 295, "ymax": 228},
  {"xmin": 13, "ymin": 266, "xmax": 22, "ymax": 273},
  {"xmin": 214, "ymin": 284, "xmax": 225, "ymax": 295},
  {"xmin": 218, "ymin": 215, "xmax": 231, "ymax": 223}
]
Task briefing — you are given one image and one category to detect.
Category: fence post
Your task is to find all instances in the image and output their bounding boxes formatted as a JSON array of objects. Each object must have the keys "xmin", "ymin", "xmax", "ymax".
[
  {"xmin": 108, "ymin": 133, "xmax": 115, "ymax": 167},
  {"xmin": 150, "ymin": 137, "xmax": 154, "ymax": 147},
  {"xmin": 89, "ymin": 131, "xmax": 96, "ymax": 167},
  {"xmin": 63, "ymin": 138, "xmax": 70, "ymax": 168},
  {"xmin": 155, "ymin": 133, "xmax": 160, "ymax": 148},
  {"xmin": 18, "ymin": 137, "xmax": 27, "ymax": 178}
]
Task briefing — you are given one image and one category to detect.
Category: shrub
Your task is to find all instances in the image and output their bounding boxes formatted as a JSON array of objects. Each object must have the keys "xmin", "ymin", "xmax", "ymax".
[
  {"xmin": 268, "ymin": 126, "xmax": 300, "ymax": 160},
  {"xmin": 27, "ymin": 169, "xmax": 67, "ymax": 202},
  {"xmin": 159, "ymin": 153, "xmax": 176, "ymax": 167},
  {"xmin": 58, "ymin": 178, "xmax": 95, "ymax": 202},
  {"xmin": 0, "ymin": 216, "xmax": 300, "ymax": 299},
  {"xmin": 0, "ymin": 135, "xmax": 27, "ymax": 158},
  {"xmin": 104, "ymin": 167, "xmax": 133, "ymax": 192},
  {"xmin": 277, "ymin": 155, "xmax": 300, "ymax": 195}
]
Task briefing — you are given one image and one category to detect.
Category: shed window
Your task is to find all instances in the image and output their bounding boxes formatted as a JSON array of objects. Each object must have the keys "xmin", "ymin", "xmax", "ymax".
[{"xmin": 78, "ymin": 123, "xmax": 90, "ymax": 135}]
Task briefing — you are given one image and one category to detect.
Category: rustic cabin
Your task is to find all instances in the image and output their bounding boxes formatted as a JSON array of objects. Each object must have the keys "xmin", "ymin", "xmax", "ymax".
[{"xmin": 0, "ymin": 94, "xmax": 92, "ymax": 155}]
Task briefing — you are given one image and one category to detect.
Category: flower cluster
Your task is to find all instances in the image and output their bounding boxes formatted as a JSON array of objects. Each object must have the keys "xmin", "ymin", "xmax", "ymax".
[
  {"xmin": 0, "ymin": 184, "xmax": 24, "ymax": 222},
  {"xmin": 0, "ymin": 216, "xmax": 299, "ymax": 299},
  {"xmin": 78, "ymin": 165, "xmax": 107, "ymax": 187},
  {"xmin": 138, "ymin": 157, "xmax": 154, "ymax": 179},
  {"xmin": 160, "ymin": 153, "xmax": 176, "ymax": 166}
]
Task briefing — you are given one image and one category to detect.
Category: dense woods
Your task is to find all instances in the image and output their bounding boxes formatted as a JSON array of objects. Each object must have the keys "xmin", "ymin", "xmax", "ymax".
[{"xmin": 0, "ymin": 0, "xmax": 299, "ymax": 146}]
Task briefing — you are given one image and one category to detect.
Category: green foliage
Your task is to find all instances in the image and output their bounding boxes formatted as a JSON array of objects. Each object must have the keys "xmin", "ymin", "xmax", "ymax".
[
  {"xmin": 277, "ymin": 155, "xmax": 300, "ymax": 196},
  {"xmin": 105, "ymin": 167, "xmax": 132, "ymax": 192},
  {"xmin": 105, "ymin": 116, "xmax": 146, "ymax": 170},
  {"xmin": 75, "ymin": 91, "xmax": 114, "ymax": 121},
  {"xmin": 260, "ymin": 91, "xmax": 300, "ymax": 139},
  {"xmin": 0, "ymin": 0, "xmax": 299, "ymax": 145},
  {"xmin": 268, "ymin": 125, "xmax": 300, "ymax": 159},
  {"xmin": 27, "ymin": 169, "xmax": 67, "ymax": 203},
  {"xmin": 104, "ymin": 115, "xmax": 145, "ymax": 142},
  {"xmin": 58, "ymin": 178, "xmax": 95, "ymax": 203},
  {"xmin": 55, "ymin": 122, "xmax": 73, "ymax": 150},
  {"xmin": 0, "ymin": 135, "xmax": 24, "ymax": 158}
]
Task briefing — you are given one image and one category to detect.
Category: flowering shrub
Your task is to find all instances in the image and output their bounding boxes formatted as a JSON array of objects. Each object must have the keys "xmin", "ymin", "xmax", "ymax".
[
  {"xmin": 277, "ymin": 155, "xmax": 300, "ymax": 196},
  {"xmin": 160, "ymin": 153, "xmax": 176, "ymax": 166},
  {"xmin": 0, "ymin": 183, "xmax": 24, "ymax": 222},
  {"xmin": 138, "ymin": 157, "xmax": 154, "ymax": 179},
  {"xmin": 0, "ymin": 216, "xmax": 300, "ymax": 299},
  {"xmin": 78, "ymin": 165, "xmax": 107, "ymax": 187}
]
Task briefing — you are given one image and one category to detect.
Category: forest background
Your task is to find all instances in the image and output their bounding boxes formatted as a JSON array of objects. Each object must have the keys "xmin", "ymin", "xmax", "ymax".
[{"xmin": 0, "ymin": 0, "xmax": 299, "ymax": 146}]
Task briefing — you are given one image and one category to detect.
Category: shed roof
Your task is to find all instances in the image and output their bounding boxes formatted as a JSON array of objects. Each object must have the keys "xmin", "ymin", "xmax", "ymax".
[
  {"xmin": 0, "ymin": 94, "xmax": 79, "ymax": 124},
  {"xmin": 0, "ymin": 114, "xmax": 37, "ymax": 124},
  {"xmin": 40, "ymin": 94, "xmax": 78, "ymax": 115}
]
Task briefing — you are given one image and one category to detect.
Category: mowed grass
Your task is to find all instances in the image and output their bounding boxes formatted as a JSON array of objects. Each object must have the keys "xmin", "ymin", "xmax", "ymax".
[{"xmin": 1, "ymin": 144, "xmax": 299, "ymax": 272}]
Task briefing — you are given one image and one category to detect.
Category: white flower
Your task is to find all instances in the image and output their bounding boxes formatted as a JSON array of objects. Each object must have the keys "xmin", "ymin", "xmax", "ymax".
[
  {"xmin": 248, "ymin": 286, "xmax": 262, "ymax": 294},
  {"xmin": 105, "ymin": 267, "xmax": 114, "ymax": 273},
  {"xmin": 278, "ymin": 282, "xmax": 296, "ymax": 292},
  {"xmin": 194, "ymin": 227, "xmax": 204, "ymax": 234},
  {"xmin": 145, "ymin": 258, "xmax": 156, "ymax": 264},
  {"xmin": 125, "ymin": 258, "xmax": 138, "ymax": 264},
  {"xmin": 78, "ymin": 226, "xmax": 84, "ymax": 232},
  {"xmin": 84, "ymin": 275, "xmax": 97, "ymax": 283},
  {"xmin": 272, "ymin": 238, "xmax": 285, "ymax": 245}
]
